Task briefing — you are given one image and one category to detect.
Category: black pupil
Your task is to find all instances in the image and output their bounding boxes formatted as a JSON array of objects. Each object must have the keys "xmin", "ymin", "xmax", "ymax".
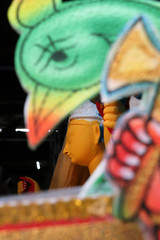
[{"xmin": 52, "ymin": 50, "xmax": 67, "ymax": 62}]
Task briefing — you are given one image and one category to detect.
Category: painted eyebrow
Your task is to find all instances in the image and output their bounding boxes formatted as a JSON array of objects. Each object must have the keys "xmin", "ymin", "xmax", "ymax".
[
  {"xmin": 47, "ymin": 35, "xmax": 76, "ymax": 51},
  {"xmin": 48, "ymin": 35, "xmax": 72, "ymax": 44},
  {"xmin": 91, "ymin": 32, "xmax": 113, "ymax": 46},
  {"xmin": 35, "ymin": 35, "xmax": 72, "ymax": 49}
]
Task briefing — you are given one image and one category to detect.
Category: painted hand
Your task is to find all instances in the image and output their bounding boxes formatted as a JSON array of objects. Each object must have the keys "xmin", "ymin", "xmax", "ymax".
[{"xmin": 106, "ymin": 113, "xmax": 153, "ymax": 186}]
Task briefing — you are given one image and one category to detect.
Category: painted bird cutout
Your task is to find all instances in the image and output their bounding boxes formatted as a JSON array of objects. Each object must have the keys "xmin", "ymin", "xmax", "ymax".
[
  {"xmin": 8, "ymin": 0, "xmax": 160, "ymax": 149},
  {"xmin": 101, "ymin": 16, "xmax": 160, "ymax": 240}
]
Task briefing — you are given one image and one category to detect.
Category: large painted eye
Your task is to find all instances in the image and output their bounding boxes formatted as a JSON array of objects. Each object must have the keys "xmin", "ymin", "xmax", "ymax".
[
  {"xmin": 52, "ymin": 50, "xmax": 68, "ymax": 62},
  {"xmin": 34, "ymin": 35, "xmax": 76, "ymax": 72}
]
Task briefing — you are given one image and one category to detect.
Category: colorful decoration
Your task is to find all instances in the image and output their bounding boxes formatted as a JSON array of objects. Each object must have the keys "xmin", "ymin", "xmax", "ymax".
[
  {"xmin": 7, "ymin": 2, "xmax": 160, "ymax": 238},
  {"xmin": 8, "ymin": 0, "xmax": 160, "ymax": 149},
  {"xmin": 0, "ymin": 188, "xmax": 144, "ymax": 240},
  {"xmin": 101, "ymin": 16, "xmax": 160, "ymax": 239}
]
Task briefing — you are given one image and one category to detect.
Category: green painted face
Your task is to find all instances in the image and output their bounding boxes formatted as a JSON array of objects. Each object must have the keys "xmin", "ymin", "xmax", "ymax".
[
  {"xmin": 17, "ymin": 3, "xmax": 115, "ymax": 91},
  {"xmin": 16, "ymin": 0, "xmax": 160, "ymax": 92}
]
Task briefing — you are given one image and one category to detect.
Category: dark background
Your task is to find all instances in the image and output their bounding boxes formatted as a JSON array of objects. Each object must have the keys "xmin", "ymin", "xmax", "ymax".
[{"xmin": 0, "ymin": 0, "xmax": 68, "ymax": 195}]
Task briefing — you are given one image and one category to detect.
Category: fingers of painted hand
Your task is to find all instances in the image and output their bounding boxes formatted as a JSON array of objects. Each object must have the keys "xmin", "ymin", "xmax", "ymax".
[
  {"xmin": 19, "ymin": 176, "xmax": 34, "ymax": 185},
  {"xmin": 121, "ymin": 128, "xmax": 148, "ymax": 156},
  {"xmin": 103, "ymin": 111, "xmax": 120, "ymax": 129},
  {"xmin": 147, "ymin": 119, "xmax": 160, "ymax": 146},
  {"xmin": 106, "ymin": 141, "xmax": 140, "ymax": 183},
  {"xmin": 103, "ymin": 101, "xmax": 125, "ymax": 129},
  {"xmin": 116, "ymin": 143, "xmax": 140, "ymax": 167},
  {"xmin": 103, "ymin": 118, "xmax": 119, "ymax": 129},
  {"xmin": 107, "ymin": 156, "xmax": 136, "ymax": 186},
  {"xmin": 106, "ymin": 124, "xmax": 141, "ymax": 166},
  {"xmin": 128, "ymin": 116, "xmax": 152, "ymax": 144},
  {"xmin": 103, "ymin": 105, "xmax": 122, "ymax": 115},
  {"xmin": 103, "ymin": 101, "xmax": 125, "ymax": 115},
  {"xmin": 103, "ymin": 101, "xmax": 125, "ymax": 110},
  {"xmin": 106, "ymin": 125, "xmax": 143, "ymax": 186},
  {"xmin": 103, "ymin": 113, "xmax": 120, "ymax": 122},
  {"xmin": 17, "ymin": 181, "xmax": 26, "ymax": 194},
  {"xmin": 129, "ymin": 116, "xmax": 160, "ymax": 146},
  {"xmin": 107, "ymin": 114, "xmax": 149, "ymax": 158}
]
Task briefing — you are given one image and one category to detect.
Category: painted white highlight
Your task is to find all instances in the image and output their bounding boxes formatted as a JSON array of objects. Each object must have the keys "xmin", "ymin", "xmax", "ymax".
[
  {"xmin": 133, "ymin": 142, "xmax": 147, "ymax": 155},
  {"xmin": 137, "ymin": 129, "xmax": 151, "ymax": 144},
  {"xmin": 125, "ymin": 155, "xmax": 140, "ymax": 166},
  {"xmin": 151, "ymin": 121, "xmax": 160, "ymax": 136},
  {"xmin": 119, "ymin": 167, "xmax": 135, "ymax": 180}
]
